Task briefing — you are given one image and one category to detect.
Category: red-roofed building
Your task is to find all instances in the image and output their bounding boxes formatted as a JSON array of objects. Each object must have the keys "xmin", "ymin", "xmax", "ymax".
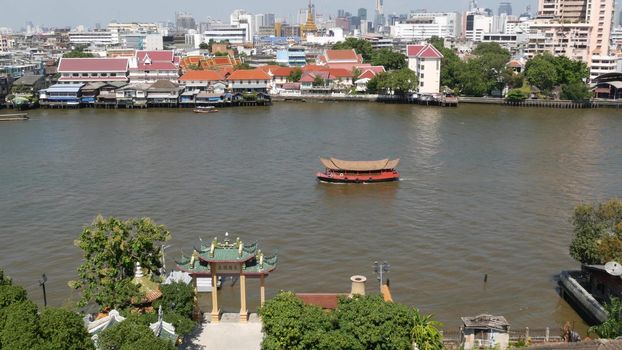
[
  {"xmin": 406, "ymin": 44, "xmax": 443, "ymax": 94},
  {"xmin": 354, "ymin": 66, "xmax": 386, "ymax": 92},
  {"xmin": 317, "ymin": 49, "xmax": 365, "ymax": 71},
  {"xmin": 265, "ymin": 66, "xmax": 295, "ymax": 91},
  {"xmin": 57, "ymin": 58, "xmax": 129, "ymax": 84},
  {"xmin": 178, "ymin": 70, "xmax": 225, "ymax": 91},
  {"xmin": 129, "ymin": 50, "xmax": 179, "ymax": 83},
  {"xmin": 226, "ymin": 69, "xmax": 272, "ymax": 92}
]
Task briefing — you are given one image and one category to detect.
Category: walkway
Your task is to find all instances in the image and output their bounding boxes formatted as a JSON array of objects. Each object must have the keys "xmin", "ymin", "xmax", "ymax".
[{"xmin": 184, "ymin": 313, "xmax": 263, "ymax": 350}]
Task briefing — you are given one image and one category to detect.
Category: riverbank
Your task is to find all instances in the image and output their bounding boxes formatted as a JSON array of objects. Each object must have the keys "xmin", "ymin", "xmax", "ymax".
[{"xmin": 8, "ymin": 94, "xmax": 622, "ymax": 111}]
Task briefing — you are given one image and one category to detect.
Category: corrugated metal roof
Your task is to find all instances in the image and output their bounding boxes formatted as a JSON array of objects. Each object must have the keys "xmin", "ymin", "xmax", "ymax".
[{"xmin": 45, "ymin": 84, "xmax": 84, "ymax": 92}]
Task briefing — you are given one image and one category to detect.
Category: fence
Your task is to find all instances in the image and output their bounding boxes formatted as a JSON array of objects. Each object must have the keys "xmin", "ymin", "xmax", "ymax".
[{"xmin": 441, "ymin": 327, "xmax": 565, "ymax": 348}]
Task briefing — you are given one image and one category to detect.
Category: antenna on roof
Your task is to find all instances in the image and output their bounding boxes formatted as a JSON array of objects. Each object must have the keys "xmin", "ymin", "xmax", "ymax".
[{"xmin": 605, "ymin": 261, "xmax": 622, "ymax": 276}]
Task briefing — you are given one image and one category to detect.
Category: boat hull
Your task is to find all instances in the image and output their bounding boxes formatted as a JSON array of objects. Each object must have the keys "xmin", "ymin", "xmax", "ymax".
[{"xmin": 316, "ymin": 171, "xmax": 400, "ymax": 184}]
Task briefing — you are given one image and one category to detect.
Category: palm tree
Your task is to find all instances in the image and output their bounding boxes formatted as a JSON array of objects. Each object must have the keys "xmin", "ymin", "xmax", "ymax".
[{"xmin": 412, "ymin": 310, "xmax": 444, "ymax": 350}]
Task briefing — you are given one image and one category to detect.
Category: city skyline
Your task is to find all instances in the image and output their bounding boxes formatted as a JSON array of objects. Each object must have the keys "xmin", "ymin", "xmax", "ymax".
[{"xmin": 1, "ymin": 0, "xmax": 538, "ymax": 30}]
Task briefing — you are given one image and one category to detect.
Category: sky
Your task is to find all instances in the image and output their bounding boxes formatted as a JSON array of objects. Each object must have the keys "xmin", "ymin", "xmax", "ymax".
[{"xmin": 0, "ymin": 0, "xmax": 536, "ymax": 30}]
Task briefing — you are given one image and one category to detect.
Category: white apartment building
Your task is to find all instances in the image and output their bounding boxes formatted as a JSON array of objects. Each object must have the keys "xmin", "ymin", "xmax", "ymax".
[
  {"xmin": 120, "ymin": 33, "xmax": 163, "ymax": 51},
  {"xmin": 203, "ymin": 25, "xmax": 247, "ymax": 45},
  {"xmin": 465, "ymin": 12, "xmax": 494, "ymax": 41},
  {"xmin": 69, "ymin": 31, "xmax": 119, "ymax": 46},
  {"xmin": 230, "ymin": 9, "xmax": 254, "ymax": 42},
  {"xmin": 611, "ymin": 26, "xmax": 622, "ymax": 51},
  {"xmin": 107, "ymin": 23, "xmax": 161, "ymax": 34},
  {"xmin": 390, "ymin": 12, "xmax": 461, "ymax": 41},
  {"xmin": 407, "ymin": 44, "xmax": 443, "ymax": 94},
  {"xmin": 589, "ymin": 55, "xmax": 619, "ymax": 80},
  {"xmin": 530, "ymin": 0, "xmax": 615, "ymax": 78}
]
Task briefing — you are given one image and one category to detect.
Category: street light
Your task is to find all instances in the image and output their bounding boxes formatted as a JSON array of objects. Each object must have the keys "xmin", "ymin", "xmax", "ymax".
[
  {"xmin": 373, "ymin": 261, "xmax": 390, "ymax": 291},
  {"xmin": 39, "ymin": 273, "xmax": 47, "ymax": 307}
]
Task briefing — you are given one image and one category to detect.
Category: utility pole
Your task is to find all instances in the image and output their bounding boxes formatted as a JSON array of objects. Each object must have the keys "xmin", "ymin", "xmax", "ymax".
[
  {"xmin": 373, "ymin": 261, "xmax": 390, "ymax": 291},
  {"xmin": 39, "ymin": 273, "xmax": 47, "ymax": 307}
]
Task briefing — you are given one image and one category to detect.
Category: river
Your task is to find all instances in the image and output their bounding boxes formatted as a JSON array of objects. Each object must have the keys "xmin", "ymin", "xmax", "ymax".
[{"xmin": 1, "ymin": 102, "xmax": 621, "ymax": 331}]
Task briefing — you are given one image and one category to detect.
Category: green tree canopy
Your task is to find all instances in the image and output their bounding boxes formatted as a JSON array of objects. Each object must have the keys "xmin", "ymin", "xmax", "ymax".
[
  {"xmin": 288, "ymin": 68, "xmax": 303, "ymax": 82},
  {"xmin": 457, "ymin": 60, "xmax": 489, "ymax": 97},
  {"xmin": 373, "ymin": 68, "xmax": 419, "ymax": 95},
  {"xmin": 98, "ymin": 318, "xmax": 175, "ymax": 350},
  {"xmin": 589, "ymin": 297, "xmax": 622, "ymax": 338},
  {"xmin": 506, "ymin": 88, "xmax": 528, "ymax": 103},
  {"xmin": 332, "ymin": 38, "xmax": 373, "ymax": 62},
  {"xmin": 312, "ymin": 75, "xmax": 325, "ymax": 87},
  {"xmin": 63, "ymin": 46, "xmax": 95, "ymax": 58},
  {"xmin": 371, "ymin": 48, "xmax": 406, "ymax": 70},
  {"xmin": 198, "ymin": 42, "xmax": 209, "ymax": 50},
  {"xmin": 70, "ymin": 216, "xmax": 171, "ymax": 309},
  {"xmin": 570, "ymin": 199, "xmax": 622, "ymax": 265},
  {"xmin": 560, "ymin": 81, "xmax": 591, "ymax": 102},
  {"xmin": 39, "ymin": 308, "xmax": 95, "ymax": 350},
  {"xmin": 259, "ymin": 291, "xmax": 443, "ymax": 350},
  {"xmin": 525, "ymin": 54, "xmax": 559, "ymax": 94}
]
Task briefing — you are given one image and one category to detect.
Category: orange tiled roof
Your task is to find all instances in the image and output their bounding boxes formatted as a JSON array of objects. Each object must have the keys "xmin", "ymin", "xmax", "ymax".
[
  {"xmin": 257, "ymin": 65, "xmax": 283, "ymax": 73},
  {"xmin": 328, "ymin": 68, "xmax": 354, "ymax": 78},
  {"xmin": 272, "ymin": 67, "xmax": 294, "ymax": 77},
  {"xmin": 325, "ymin": 49, "xmax": 360, "ymax": 62},
  {"xmin": 179, "ymin": 70, "xmax": 224, "ymax": 81},
  {"xmin": 227, "ymin": 69, "xmax": 271, "ymax": 81},
  {"xmin": 303, "ymin": 64, "xmax": 330, "ymax": 72}
]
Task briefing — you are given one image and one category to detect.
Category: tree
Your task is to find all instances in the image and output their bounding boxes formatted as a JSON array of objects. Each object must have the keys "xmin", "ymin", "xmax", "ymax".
[
  {"xmin": 525, "ymin": 54, "xmax": 559, "ymax": 94},
  {"xmin": 553, "ymin": 55, "xmax": 588, "ymax": 85},
  {"xmin": 63, "ymin": 46, "xmax": 94, "ymax": 58},
  {"xmin": 336, "ymin": 295, "xmax": 416, "ymax": 350},
  {"xmin": 332, "ymin": 38, "xmax": 373, "ymax": 62},
  {"xmin": 234, "ymin": 62, "xmax": 252, "ymax": 70},
  {"xmin": 70, "ymin": 216, "xmax": 171, "ymax": 309},
  {"xmin": 375, "ymin": 69, "xmax": 418, "ymax": 95},
  {"xmin": 198, "ymin": 42, "xmax": 209, "ymax": 50},
  {"xmin": 39, "ymin": 308, "xmax": 95, "ymax": 350},
  {"xmin": 589, "ymin": 297, "xmax": 622, "ymax": 338},
  {"xmin": 570, "ymin": 199, "xmax": 622, "ymax": 265},
  {"xmin": 288, "ymin": 68, "xmax": 302, "ymax": 82},
  {"xmin": 560, "ymin": 81, "xmax": 591, "ymax": 102},
  {"xmin": 472, "ymin": 42, "xmax": 511, "ymax": 59},
  {"xmin": 412, "ymin": 312, "xmax": 444, "ymax": 350},
  {"xmin": 98, "ymin": 318, "xmax": 175, "ymax": 350},
  {"xmin": 312, "ymin": 75, "xmax": 325, "ymax": 87},
  {"xmin": 371, "ymin": 49, "xmax": 406, "ymax": 70},
  {"xmin": 0, "ymin": 300, "xmax": 41, "ymax": 350},
  {"xmin": 457, "ymin": 60, "xmax": 489, "ymax": 97},
  {"xmin": 506, "ymin": 89, "xmax": 528, "ymax": 103}
]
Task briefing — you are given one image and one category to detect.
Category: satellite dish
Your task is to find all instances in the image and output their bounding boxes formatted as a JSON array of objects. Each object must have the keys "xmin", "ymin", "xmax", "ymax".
[{"xmin": 604, "ymin": 261, "xmax": 622, "ymax": 276}]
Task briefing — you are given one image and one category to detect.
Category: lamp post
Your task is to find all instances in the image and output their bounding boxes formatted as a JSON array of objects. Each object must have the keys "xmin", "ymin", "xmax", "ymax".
[
  {"xmin": 39, "ymin": 273, "xmax": 47, "ymax": 307},
  {"xmin": 373, "ymin": 261, "xmax": 390, "ymax": 291}
]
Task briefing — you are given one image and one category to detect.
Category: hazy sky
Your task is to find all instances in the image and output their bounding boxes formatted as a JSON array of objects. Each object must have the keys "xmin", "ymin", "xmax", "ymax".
[{"xmin": 1, "ymin": 0, "xmax": 536, "ymax": 29}]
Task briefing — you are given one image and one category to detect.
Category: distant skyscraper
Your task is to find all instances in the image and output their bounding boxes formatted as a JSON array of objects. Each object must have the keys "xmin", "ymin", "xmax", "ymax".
[
  {"xmin": 498, "ymin": 2, "xmax": 513, "ymax": 15},
  {"xmin": 619, "ymin": 10, "xmax": 622, "ymax": 26},
  {"xmin": 175, "ymin": 12, "xmax": 196, "ymax": 32},
  {"xmin": 375, "ymin": 0, "xmax": 385, "ymax": 31},
  {"xmin": 265, "ymin": 13, "xmax": 276, "ymax": 27},
  {"xmin": 338, "ymin": 9, "xmax": 346, "ymax": 18},
  {"xmin": 358, "ymin": 8, "xmax": 368, "ymax": 20}
]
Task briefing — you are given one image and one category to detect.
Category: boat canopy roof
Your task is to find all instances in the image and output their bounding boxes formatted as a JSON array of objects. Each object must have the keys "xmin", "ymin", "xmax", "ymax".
[{"xmin": 320, "ymin": 157, "xmax": 400, "ymax": 171}]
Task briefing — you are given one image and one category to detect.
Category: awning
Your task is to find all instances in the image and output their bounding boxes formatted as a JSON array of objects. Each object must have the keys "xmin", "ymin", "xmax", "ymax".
[{"xmin": 320, "ymin": 157, "xmax": 400, "ymax": 171}]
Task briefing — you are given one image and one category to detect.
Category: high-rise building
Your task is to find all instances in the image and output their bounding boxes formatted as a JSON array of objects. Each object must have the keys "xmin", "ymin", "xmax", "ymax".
[
  {"xmin": 375, "ymin": 0, "xmax": 385, "ymax": 31},
  {"xmin": 338, "ymin": 9, "xmax": 346, "ymax": 18},
  {"xmin": 358, "ymin": 8, "xmax": 368, "ymax": 20},
  {"xmin": 498, "ymin": 2, "xmax": 513, "ymax": 15},
  {"xmin": 175, "ymin": 12, "xmax": 196, "ymax": 32},
  {"xmin": 265, "ymin": 13, "xmax": 276, "ymax": 27}
]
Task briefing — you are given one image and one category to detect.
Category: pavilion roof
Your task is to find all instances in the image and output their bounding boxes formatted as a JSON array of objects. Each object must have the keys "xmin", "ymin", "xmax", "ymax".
[
  {"xmin": 243, "ymin": 254, "xmax": 278, "ymax": 276},
  {"xmin": 196, "ymin": 238, "xmax": 258, "ymax": 263}
]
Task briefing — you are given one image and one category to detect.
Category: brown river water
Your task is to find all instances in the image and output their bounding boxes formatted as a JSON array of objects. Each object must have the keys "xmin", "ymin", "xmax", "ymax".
[{"xmin": 1, "ymin": 102, "xmax": 621, "ymax": 332}]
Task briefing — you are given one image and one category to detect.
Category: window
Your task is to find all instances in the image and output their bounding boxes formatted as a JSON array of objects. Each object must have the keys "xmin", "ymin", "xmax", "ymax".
[
  {"xmin": 420, "ymin": 81, "xmax": 424, "ymax": 87},
  {"xmin": 420, "ymin": 73, "xmax": 425, "ymax": 79}
]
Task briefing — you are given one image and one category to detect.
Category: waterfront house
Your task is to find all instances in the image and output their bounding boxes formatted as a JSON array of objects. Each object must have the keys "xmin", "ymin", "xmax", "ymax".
[
  {"xmin": 116, "ymin": 83, "xmax": 151, "ymax": 107},
  {"xmin": 196, "ymin": 92, "xmax": 225, "ymax": 105},
  {"xmin": 57, "ymin": 58, "xmax": 129, "ymax": 84},
  {"xmin": 96, "ymin": 82, "xmax": 127, "ymax": 107},
  {"xmin": 354, "ymin": 66, "xmax": 386, "ymax": 92},
  {"xmin": 147, "ymin": 80, "xmax": 182, "ymax": 107},
  {"xmin": 178, "ymin": 70, "xmax": 224, "ymax": 92},
  {"xmin": 80, "ymin": 82, "xmax": 107, "ymax": 106},
  {"xmin": 129, "ymin": 50, "xmax": 179, "ymax": 83},
  {"xmin": 0, "ymin": 75, "xmax": 10, "ymax": 104},
  {"xmin": 327, "ymin": 68, "xmax": 355, "ymax": 91},
  {"xmin": 407, "ymin": 44, "xmax": 443, "ymax": 95},
  {"xmin": 9, "ymin": 74, "xmax": 45, "ymax": 107},
  {"xmin": 39, "ymin": 83, "xmax": 83, "ymax": 107},
  {"xmin": 226, "ymin": 69, "xmax": 272, "ymax": 93},
  {"xmin": 461, "ymin": 314, "xmax": 510, "ymax": 350},
  {"xmin": 300, "ymin": 71, "xmax": 330, "ymax": 93},
  {"xmin": 266, "ymin": 67, "xmax": 295, "ymax": 91}
]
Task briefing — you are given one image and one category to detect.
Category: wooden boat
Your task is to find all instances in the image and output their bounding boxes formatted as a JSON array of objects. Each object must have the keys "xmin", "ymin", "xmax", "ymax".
[
  {"xmin": 0, "ymin": 113, "xmax": 29, "ymax": 121},
  {"xmin": 317, "ymin": 157, "xmax": 400, "ymax": 183},
  {"xmin": 193, "ymin": 106, "xmax": 218, "ymax": 113}
]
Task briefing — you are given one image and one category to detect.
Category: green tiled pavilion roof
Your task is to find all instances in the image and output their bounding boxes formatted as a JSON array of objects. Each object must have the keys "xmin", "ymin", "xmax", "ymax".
[
  {"xmin": 196, "ymin": 239, "xmax": 258, "ymax": 263},
  {"xmin": 175, "ymin": 254, "xmax": 211, "ymax": 275},
  {"xmin": 243, "ymin": 254, "xmax": 278, "ymax": 276}
]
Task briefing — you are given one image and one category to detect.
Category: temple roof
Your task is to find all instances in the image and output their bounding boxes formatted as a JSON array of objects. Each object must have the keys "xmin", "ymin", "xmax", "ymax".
[
  {"xmin": 196, "ymin": 237, "xmax": 258, "ymax": 263},
  {"xmin": 320, "ymin": 157, "xmax": 400, "ymax": 171}
]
